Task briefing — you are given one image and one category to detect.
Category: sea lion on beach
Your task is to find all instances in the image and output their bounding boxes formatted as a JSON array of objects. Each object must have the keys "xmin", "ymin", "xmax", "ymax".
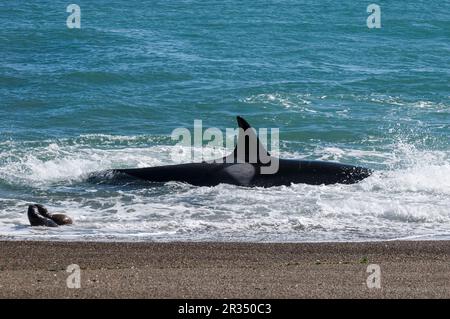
[
  {"xmin": 27, "ymin": 204, "xmax": 73, "ymax": 227},
  {"xmin": 28, "ymin": 205, "xmax": 58, "ymax": 227},
  {"xmin": 34, "ymin": 204, "xmax": 73, "ymax": 225}
]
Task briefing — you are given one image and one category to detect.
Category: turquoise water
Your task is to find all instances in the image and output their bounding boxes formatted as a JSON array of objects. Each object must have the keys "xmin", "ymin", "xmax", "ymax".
[{"xmin": 0, "ymin": 1, "xmax": 449, "ymax": 241}]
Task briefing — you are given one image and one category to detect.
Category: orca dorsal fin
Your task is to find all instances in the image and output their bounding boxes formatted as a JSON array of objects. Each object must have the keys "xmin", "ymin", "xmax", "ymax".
[{"xmin": 226, "ymin": 116, "xmax": 271, "ymax": 164}]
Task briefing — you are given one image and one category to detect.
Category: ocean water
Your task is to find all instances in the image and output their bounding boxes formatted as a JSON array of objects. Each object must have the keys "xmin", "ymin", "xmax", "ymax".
[{"xmin": 0, "ymin": 1, "xmax": 449, "ymax": 242}]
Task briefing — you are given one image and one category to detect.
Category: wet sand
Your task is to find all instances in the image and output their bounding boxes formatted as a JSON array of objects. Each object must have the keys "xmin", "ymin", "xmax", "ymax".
[{"xmin": 0, "ymin": 240, "xmax": 449, "ymax": 298}]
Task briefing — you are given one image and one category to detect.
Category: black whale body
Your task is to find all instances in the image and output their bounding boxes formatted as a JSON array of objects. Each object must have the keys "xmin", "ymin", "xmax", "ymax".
[
  {"xmin": 115, "ymin": 160, "xmax": 371, "ymax": 187},
  {"xmin": 94, "ymin": 116, "xmax": 372, "ymax": 187}
]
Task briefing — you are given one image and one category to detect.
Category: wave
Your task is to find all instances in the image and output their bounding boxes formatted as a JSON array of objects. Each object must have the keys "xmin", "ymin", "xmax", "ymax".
[
  {"xmin": 242, "ymin": 92, "xmax": 450, "ymax": 113},
  {"xmin": 0, "ymin": 134, "xmax": 448, "ymax": 189},
  {"xmin": 0, "ymin": 133, "xmax": 449, "ymax": 242}
]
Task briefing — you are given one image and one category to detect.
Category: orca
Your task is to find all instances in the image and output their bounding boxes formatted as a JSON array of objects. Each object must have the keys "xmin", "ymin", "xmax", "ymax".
[{"xmin": 93, "ymin": 116, "xmax": 372, "ymax": 187}]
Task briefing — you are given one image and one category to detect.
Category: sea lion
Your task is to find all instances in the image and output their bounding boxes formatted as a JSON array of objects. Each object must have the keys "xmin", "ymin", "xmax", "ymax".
[
  {"xmin": 27, "ymin": 204, "xmax": 73, "ymax": 227},
  {"xmin": 28, "ymin": 205, "xmax": 58, "ymax": 227},
  {"xmin": 48, "ymin": 213, "xmax": 73, "ymax": 225},
  {"xmin": 34, "ymin": 204, "xmax": 73, "ymax": 225}
]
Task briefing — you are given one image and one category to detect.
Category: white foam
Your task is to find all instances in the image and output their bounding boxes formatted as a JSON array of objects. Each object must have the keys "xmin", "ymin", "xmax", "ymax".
[
  {"xmin": 0, "ymin": 135, "xmax": 449, "ymax": 242},
  {"xmin": 242, "ymin": 93, "xmax": 316, "ymax": 112}
]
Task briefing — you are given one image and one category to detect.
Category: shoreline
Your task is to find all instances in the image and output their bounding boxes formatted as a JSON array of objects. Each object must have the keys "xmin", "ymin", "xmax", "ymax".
[
  {"xmin": 0, "ymin": 240, "xmax": 449, "ymax": 298},
  {"xmin": 1, "ymin": 235, "xmax": 445, "ymax": 243}
]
